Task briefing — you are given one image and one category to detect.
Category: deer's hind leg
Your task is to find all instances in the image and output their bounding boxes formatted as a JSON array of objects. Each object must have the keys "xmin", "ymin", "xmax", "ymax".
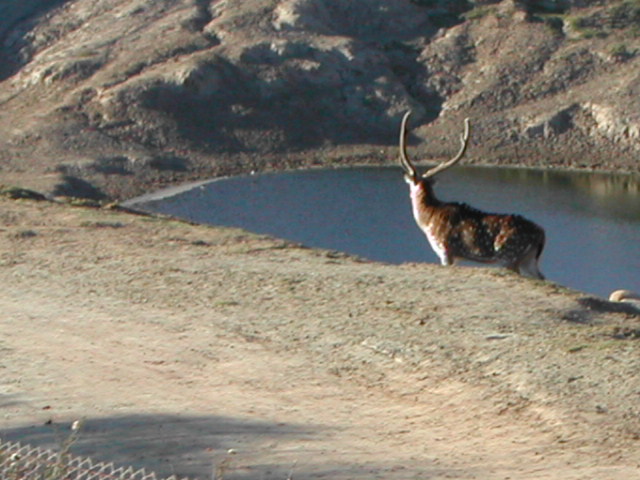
[{"xmin": 516, "ymin": 245, "xmax": 545, "ymax": 280}]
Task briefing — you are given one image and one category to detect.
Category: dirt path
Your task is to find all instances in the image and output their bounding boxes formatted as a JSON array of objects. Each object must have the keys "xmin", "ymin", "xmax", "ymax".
[{"xmin": 1, "ymin": 197, "xmax": 639, "ymax": 479}]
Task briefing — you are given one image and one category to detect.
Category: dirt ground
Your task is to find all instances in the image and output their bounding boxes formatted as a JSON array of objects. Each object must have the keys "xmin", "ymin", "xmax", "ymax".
[
  {"xmin": 2, "ymin": 1, "xmax": 640, "ymax": 477},
  {"xmin": 1, "ymin": 194, "xmax": 639, "ymax": 479}
]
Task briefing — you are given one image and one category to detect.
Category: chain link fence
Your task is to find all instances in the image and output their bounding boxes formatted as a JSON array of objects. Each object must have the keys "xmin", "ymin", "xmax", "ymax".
[{"xmin": 0, "ymin": 439, "xmax": 190, "ymax": 480}]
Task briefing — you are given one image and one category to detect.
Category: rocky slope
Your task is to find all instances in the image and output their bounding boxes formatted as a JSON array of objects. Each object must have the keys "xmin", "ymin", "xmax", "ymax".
[{"xmin": 0, "ymin": 0, "xmax": 638, "ymax": 199}]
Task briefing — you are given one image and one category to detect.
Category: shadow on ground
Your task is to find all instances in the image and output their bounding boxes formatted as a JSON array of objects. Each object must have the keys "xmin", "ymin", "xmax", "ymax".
[
  {"xmin": 0, "ymin": 413, "xmax": 461, "ymax": 479},
  {"xmin": 562, "ymin": 296, "xmax": 640, "ymax": 324},
  {"xmin": 1, "ymin": 414, "xmax": 314, "ymax": 479}
]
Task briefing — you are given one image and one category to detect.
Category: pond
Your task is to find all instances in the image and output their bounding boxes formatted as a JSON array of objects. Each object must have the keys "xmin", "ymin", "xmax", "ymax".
[{"xmin": 125, "ymin": 166, "xmax": 640, "ymax": 298}]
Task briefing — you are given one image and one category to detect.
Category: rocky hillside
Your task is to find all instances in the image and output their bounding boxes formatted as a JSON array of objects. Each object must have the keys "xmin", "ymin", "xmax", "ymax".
[{"xmin": 0, "ymin": 0, "xmax": 638, "ymax": 199}]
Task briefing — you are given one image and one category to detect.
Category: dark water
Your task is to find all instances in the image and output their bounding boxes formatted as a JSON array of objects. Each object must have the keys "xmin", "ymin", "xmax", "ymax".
[{"xmin": 126, "ymin": 167, "xmax": 640, "ymax": 298}]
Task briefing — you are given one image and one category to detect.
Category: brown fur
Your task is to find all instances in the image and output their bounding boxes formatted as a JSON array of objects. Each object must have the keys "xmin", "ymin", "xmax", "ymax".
[
  {"xmin": 409, "ymin": 179, "xmax": 545, "ymax": 279},
  {"xmin": 400, "ymin": 111, "xmax": 545, "ymax": 279}
]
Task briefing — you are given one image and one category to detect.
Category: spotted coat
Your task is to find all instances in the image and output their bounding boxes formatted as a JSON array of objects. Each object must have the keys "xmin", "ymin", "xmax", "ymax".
[{"xmin": 408, "ymin": 179, "xmax": 545, "ymax": 278}]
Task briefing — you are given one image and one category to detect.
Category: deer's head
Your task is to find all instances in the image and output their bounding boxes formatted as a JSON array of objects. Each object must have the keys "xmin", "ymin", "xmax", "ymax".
[{"xmin": 398, "ymin": 111, "xmax": 471, "ymax": 189}]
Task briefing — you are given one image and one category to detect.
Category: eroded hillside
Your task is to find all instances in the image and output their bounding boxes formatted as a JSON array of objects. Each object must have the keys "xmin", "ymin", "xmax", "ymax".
[{"xmin": 0, "ymin": 0, "xmax": 638, "ymax": 199}]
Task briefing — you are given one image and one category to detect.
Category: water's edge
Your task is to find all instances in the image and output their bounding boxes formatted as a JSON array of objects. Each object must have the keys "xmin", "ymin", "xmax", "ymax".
[{"xmin": 126, "ymin": 166, "xmax": 640, "ymax": 298}]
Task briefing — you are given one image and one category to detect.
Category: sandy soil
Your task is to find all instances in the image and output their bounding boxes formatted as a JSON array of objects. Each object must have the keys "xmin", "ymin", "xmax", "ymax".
[{"xmin": 1, "ymin": 195, "xmax": 639, "ymax": 479}]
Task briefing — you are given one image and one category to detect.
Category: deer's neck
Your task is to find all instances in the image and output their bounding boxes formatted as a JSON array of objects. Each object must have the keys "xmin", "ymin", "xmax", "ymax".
[{"xmin": 409, "ymin": 181, "xmax": 441, "ymax": 225}]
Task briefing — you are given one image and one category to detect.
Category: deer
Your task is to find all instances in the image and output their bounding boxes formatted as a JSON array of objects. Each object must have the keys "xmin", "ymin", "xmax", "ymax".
[{"xmin": 398, "ymin": 111, "xmax": 546, "ymax": 279}]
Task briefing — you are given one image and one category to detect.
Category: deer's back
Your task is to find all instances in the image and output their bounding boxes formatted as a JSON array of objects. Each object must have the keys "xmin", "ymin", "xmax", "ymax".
[{"xmin": 429, "ymin": 202, "xmax": 545, "ymax": 262}]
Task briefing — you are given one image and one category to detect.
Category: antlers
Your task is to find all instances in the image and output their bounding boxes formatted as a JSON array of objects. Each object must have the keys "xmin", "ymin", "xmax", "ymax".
[{"xmin": 399, "ymin": 111, "xmax": 471, "ymax": 181}]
